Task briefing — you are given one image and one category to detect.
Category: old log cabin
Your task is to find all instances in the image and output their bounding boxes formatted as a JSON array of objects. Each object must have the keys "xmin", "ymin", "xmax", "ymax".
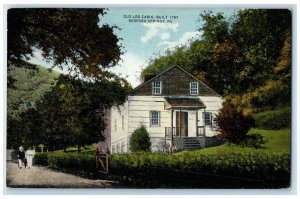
[{"xmin": 110, "ymin": 65, "xmax": 223, "ymax": 153}]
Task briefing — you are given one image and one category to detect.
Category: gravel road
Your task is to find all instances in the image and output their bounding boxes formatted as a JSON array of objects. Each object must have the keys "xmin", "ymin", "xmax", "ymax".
[{"xmin": 6, "ymin": 161, "xmax": 118, "ymax": 188}]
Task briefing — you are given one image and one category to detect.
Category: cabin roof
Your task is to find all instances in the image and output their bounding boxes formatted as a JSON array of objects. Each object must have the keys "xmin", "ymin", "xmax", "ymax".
[
  {"xmin": 127, "ymin": 65, "xmax": 222, "ymax": 97},
  {"xmin": 164, "ymin": 97, "xmax": 206, "ymax": 110}
]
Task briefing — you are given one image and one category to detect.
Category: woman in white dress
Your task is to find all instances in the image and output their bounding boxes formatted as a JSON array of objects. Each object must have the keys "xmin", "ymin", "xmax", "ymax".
[{"xmin": 25, "ymin": 147, "xmax": 35, "ymax": 169}]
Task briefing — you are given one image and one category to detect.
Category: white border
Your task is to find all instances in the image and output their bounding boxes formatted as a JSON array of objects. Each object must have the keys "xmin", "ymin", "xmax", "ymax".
[{"xmin": 1, "ymin": 0, "xmax": 298, "ymax": 198}]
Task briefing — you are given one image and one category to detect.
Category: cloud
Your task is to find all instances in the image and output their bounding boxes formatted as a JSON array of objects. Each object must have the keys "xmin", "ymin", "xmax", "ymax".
[
  {"xmin": 157, "ymin": 31, "xmax": 203, "ymax": 49},
  {"xmin": 160, "ymin": 32, "xmax": 170, "ymax": 40},
  {"xmin": 141, "ymin": 23, "xmax": 179, "ymax": 44},
  {"xmin": 109, "ymin": 52, "xmax": 146, "ymax": 88}
]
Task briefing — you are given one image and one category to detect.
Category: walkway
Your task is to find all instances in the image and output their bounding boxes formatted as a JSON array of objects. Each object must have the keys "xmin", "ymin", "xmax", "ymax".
[{"xmin": 6, "ymin": 161, "xmax": 118, "ymax": 188}]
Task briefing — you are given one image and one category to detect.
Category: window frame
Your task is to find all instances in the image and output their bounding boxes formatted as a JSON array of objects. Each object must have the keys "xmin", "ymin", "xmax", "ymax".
[
  {"xmin": 190, "ymin": 82, "xmax": 199, "ymax": 95},
  {"xmin": 150, "ymin": 111, "xmax": 160, "ymax": 127},
  {"xmin": 152, "ymin": 80, "xmax": 162, "ymax": 95},
  {"xmin": 204, "ymin": 112, "xmax": 212, "ymax": 126}
]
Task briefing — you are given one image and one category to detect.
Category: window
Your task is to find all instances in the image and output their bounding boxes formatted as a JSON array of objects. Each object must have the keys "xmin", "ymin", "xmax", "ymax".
[
  {"xmin": 204, "ymin": 112, "xmax": 212, "ymax": 126},
  {"xmin": 122, "ymin": 115, "xmax": 124, "ymax": 130},
  {"xmin": 150, "ymin": 111, "xmax": 160, "ymax": 126},
  {"xmin": 152, "ymin": 81, "xmax": 162, "ymax": 95},
  {"xmin": 190, "ymin": 82, "xmax": 198, "ymax": 95},
  {"xmin": 114, "ymin": 119, "xmax": 117, "ymax": 132}
]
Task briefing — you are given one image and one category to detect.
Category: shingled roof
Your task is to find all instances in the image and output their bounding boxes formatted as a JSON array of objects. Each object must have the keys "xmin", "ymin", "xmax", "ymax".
[{"xmin": 164, "ymin": 97, "xmax": 206, "ymax": 110}]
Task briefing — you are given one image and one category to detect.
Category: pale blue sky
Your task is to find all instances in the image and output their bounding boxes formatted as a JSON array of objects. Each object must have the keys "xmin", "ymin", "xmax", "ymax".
[{"xmin": 30, "ymin": 8, "xmax": 239, "ymax": 87}]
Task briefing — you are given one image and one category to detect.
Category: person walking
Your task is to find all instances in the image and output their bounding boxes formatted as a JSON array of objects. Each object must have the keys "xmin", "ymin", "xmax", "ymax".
[
  {"xmin": 17, "ymin": 146, "xmax": 25, "ymax": 169},
  {"xmin": 25, "ymin": 147, "xmax": 35, "ymax": 169}
]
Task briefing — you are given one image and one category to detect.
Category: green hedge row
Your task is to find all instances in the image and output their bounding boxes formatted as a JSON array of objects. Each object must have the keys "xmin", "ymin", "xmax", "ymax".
[
  {"xmin": 34, "ymin": 152, "xmax": 97, "ymax": 178},
  {"xmin": 110, "ymin": 152, "xmax": 290, "ymax": 188},
  {"xmin": 34, "ymin": 151, "xmax": 290, "ymax": 188},
  {"xmin": 254, "ymin": 107, "xmax": 291, "ymax": 130}
]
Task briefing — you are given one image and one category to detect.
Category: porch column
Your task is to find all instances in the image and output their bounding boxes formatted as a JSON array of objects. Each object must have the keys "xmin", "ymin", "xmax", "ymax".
[
  {"xmin": 171, "ymin": 109, "xmax": 174, "ymax": 145},
  {"xmin": 195, "ymin": 109, "xmax": 198, "ymax": 137}
]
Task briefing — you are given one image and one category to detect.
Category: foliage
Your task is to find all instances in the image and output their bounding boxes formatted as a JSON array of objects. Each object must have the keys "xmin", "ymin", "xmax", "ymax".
[
  {"xmin": 7, "ymin": 66, "xmax": 58, "ymax": 120},
  {"xmin": 140, "ymin": 9, "xmax": 291, "ymax": 111},
  {"xmin": 110, "ymin": 151, "xmax": 289, "ymax": 188},
  {"xmin": 129, "ymin": 125, "xmax": 151, "ymax": 152},
  {"xmin": 214, "ymin": 100, "xmax": 255, "ymax": 143},
  {"xmin": 253, "ymin": 108, "xmax": 291, "ymax": 130},
  {"xmin": 7, "ymin": 70, "xmax": 131, "ymax": 150},
  {"xmin": 240, "ymin": 134, "xmax": 265, "ymax": 149},
  {"xmin": 34, "ymin": 129, "xmax": 290, "ymax": 188},
  {"xmin": 7, "ymin": 8, "xmax": 122, "ymax": 83},
  {"xmin": 34, "ymin": 152, "xmax": 97, "ymax": 178}
]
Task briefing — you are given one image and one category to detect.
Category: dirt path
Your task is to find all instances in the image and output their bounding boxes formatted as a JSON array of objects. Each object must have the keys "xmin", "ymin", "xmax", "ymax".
[{"xmin": 6, "ymin": 161, "xmax": 118, "ymax": 188}]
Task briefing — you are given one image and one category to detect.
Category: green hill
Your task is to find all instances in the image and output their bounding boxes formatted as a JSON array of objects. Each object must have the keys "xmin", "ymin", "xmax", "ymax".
[{"xmin": 7, "ymin": 66, "xmax": 59, "ymax": 120}]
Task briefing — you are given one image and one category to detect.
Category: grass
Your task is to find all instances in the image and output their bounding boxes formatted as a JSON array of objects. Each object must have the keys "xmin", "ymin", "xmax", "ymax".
[{"xmin": 176, "ymin": 128, "xmax": 291, "ymax": 155}]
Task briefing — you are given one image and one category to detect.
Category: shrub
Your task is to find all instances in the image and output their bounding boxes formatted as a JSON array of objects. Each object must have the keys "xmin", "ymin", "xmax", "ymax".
[
  {"xmin": 214, "ymin": 100, "xmax": 255, "ymax": 144},
  {"xmin": 129, "ymin": 125, "xmax": 151, "ymax": 152},
  {"xmin": 253, "ymin": 107, "xmax": 291, "ymax": 130},
  {"xmin": 240, "ymin": 133, "xmax": 265, "ymax": 149},
  {"xmin": 110, "ymin": 151, "xmax": 290, "ymax": 188},
  {"xmin": 33, "ymin": 153, "xmax": 48, "ymax": 166}
]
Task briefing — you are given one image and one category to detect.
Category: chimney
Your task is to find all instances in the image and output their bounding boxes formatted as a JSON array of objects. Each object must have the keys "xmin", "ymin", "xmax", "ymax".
[{"xmin": 143, "ymin": 74, "xmax": 156, "ymax": 82}]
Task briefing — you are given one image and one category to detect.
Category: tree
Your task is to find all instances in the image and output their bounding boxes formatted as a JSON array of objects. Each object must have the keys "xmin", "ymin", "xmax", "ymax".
[
  {"xmin": 34, "ymin": 74, "xmax": 131, "ymax": 152},
  {"xmin": 129, "ymin": 125, "xmax": 151, "ymax": 152},
  {"xmin": 7, "ymin": 8, "xmax": 122, "ymax": 86},
  {"xmin": 214, "ymin": 100, "xmax": 254, "ymax": 144}
]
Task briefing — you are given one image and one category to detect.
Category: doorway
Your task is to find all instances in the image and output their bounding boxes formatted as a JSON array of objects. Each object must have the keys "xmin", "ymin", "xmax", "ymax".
[{"xmin": 176, "ymin": 111, "xmax": 188, "ymax": 137}]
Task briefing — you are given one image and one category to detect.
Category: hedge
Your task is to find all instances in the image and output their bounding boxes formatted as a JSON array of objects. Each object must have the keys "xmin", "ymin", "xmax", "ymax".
[
  {"xmin": 253, "ymin": 107, "xmax": 291, "ymax": 130},
  {"xmin": 33, "ymin": 151, "xmax": 290, "ymax": 188},
  {"xmin": 34, "ymin": 152, "xmax": 97, "ymax": 179},
  {"xmin": 110, "ymin": 152, "xmax": 290, "ymax": 188}
]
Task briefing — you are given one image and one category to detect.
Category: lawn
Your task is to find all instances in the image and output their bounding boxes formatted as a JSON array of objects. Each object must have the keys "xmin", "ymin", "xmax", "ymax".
[{"xmin": 176, "ymin": 128, "xmax": 290, "ymax": 156}]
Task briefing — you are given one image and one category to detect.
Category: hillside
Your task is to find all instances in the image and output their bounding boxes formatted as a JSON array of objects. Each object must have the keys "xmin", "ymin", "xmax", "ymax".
[{"xmin": 7, "ymin": 66, "xmax": 59, "ymax": 120}]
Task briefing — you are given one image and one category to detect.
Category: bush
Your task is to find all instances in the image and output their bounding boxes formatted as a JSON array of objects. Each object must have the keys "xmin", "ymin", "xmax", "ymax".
[
  {"xmin": 33, "ymin": 153, "xmax": 48, "ymax": 166},
  {"xmin": 110, "ymin": 151, "xmax": 290, "ymax": 188},
  {"xmin": 129, "ymin": 125, "xmax": 151, "ymax": 152},
  {"xmin": 240, "ymin": 133, "xmax": 265, "ymax": 149},
  {"xmin": 214, "ymin": 100, "xmax": 255, "ymax": 144},
  {"xmin": 253, "ymin": 107, "xmax": 291, "ymax": 130}
]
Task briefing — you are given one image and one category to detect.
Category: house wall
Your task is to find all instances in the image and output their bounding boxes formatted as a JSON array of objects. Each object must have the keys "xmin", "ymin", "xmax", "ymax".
[
  {"xmin": 201, "ymin": 96, "xmax": 223, "ymax": 137},
  {"xmin": 110, "ymin": 101, "xmax": 129, "ymax": 154},
  {"xmin": 110, "ymin": 95, "xmax": 223, "ymax": 154}
]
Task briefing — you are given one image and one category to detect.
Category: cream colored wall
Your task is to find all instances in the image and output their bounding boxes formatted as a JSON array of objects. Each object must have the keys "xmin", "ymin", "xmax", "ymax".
[{"xmin": 110, "ymin": 95, "xmax": 223, "ymax": 153}]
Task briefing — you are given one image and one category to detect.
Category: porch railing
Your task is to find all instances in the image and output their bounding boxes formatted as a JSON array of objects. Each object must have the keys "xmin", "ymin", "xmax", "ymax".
[
  {"xmin": 165, "ymin": 126, "xmax": 205, "ymax": 138},
  {"xmin": 197, "ymin": 126, "xmax": 205, "ymax": 137}
]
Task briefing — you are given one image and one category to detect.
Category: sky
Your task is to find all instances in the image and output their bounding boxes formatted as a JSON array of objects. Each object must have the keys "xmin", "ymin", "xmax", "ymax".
[{"xmin": 30, "ymin": 8, "xmax": 238, "ymax": 88}]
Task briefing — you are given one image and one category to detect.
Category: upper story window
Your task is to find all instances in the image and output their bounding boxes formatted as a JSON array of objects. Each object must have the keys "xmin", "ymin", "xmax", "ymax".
[
  {"xmin": 190, "ymin": 82, "xmax": 199, "ymax": 95},
  {"xmin": 152, "ymin": 81, "xmax": 162, "ymax": 95},
  {"xmin": 122, "ymin": 115, "xmax": 124, "ymax": 130},
  {"xmin": 150, "ymin": 111, "xmax": 160, "ymax": 127}
]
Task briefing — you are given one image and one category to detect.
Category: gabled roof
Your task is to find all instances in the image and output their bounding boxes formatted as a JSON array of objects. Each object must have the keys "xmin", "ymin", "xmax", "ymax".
[{"xmin": 127, "ymin": 65, "xmax": 222, "ymax": 97}]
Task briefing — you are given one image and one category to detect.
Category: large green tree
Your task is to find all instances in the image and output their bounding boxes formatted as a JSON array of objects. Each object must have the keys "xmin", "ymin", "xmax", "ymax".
[
  {"xmin": 7, "ymin": 8, "xmax": 122, "ymax": 87},
  {"xmin": 7, "ymin": 73, "xmax": 132, "ymax": 151}
]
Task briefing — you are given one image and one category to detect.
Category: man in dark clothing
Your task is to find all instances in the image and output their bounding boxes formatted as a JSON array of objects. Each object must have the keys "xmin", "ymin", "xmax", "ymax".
[{"xmin": 17, "ymin": 146, "xmax": 26, "ymax": 169}]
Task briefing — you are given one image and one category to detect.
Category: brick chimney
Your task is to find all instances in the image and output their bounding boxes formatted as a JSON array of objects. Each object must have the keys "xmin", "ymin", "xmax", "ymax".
[{"xmin": 143, "ymin": 74, "xmax": 156, "ymax": 82}]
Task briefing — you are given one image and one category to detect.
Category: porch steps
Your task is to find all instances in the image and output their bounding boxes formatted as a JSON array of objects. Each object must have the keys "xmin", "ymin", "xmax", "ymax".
[{"xmin": 182, "ymin": 137, "xmax": 202, "ymax": 150}]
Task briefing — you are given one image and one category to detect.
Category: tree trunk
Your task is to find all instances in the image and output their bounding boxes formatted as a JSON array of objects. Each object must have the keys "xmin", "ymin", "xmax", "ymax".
[{"xmin": 77, "ymin": 145, "xmax": 81, "ymax": 153}]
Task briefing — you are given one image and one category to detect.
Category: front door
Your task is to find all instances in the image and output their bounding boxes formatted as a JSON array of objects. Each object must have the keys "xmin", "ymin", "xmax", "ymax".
[{"xmin": 176, "ymin": 111, "xmax": 188, "ymax": 137}]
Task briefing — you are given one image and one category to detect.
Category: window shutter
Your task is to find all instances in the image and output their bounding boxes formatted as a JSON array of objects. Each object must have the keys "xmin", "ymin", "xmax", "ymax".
[{"xmin": 210, "ymin": 113, "xmax": 213, "ymax": 126}]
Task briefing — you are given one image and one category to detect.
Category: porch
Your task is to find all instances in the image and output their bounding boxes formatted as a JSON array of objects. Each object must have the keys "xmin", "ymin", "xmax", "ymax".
[{"xmin": 164, "ymin": 96, "xmax": 208, "ymax": 150}]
